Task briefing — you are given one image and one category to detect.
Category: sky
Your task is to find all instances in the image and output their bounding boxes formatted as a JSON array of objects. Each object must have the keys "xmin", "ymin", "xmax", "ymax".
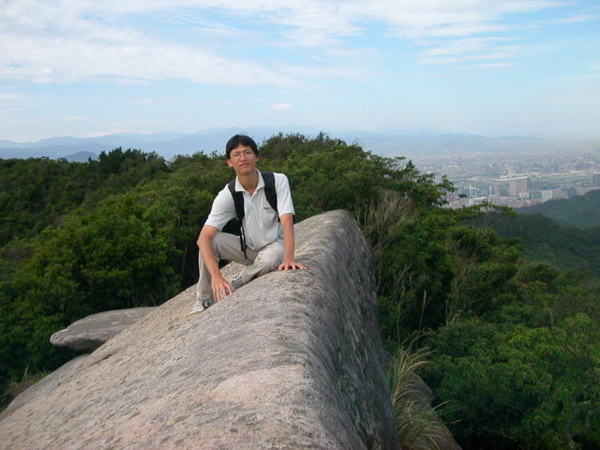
[{"xmin": 1, "ymin": 0, "xmax": 599, "ymax": 143}]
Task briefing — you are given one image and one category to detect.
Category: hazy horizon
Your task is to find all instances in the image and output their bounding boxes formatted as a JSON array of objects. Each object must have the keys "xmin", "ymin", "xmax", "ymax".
[{"xmin": 2, "ymin": 126, "xmax": 599, "ymax": 164}]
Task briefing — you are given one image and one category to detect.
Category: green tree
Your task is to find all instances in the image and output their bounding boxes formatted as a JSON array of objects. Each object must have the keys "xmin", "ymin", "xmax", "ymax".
[
  {"xmin": 424, "ymin": 316, "xmax": 600, "ymax": 449},
  {"xmin": 445, "ymin": 225, "xmax": 519, "ymax": 323}
]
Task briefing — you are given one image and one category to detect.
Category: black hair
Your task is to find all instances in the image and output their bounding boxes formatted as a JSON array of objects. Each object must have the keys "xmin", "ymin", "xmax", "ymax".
[{"xmin": 225, "ymin": 135, "xmax": 259, "ymax": 159}]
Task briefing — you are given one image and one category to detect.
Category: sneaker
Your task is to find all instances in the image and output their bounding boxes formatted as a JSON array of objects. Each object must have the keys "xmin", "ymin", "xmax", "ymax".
[
  {"xmin": 188, "ymin": 300, "xmax": 212, "ymax": 315},
  {"xmin": 230, "ymin": 274, "xmax": 244, "ymax": 291}
]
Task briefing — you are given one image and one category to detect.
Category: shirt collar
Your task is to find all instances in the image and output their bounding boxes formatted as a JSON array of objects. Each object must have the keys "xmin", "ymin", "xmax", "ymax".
[{"xmin": 234, "ymin": 169, "xmax": 264, "ymax": 193}]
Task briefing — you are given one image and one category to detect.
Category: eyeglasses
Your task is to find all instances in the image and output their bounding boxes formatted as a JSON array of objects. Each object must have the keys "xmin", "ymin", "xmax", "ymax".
[{"xmin": 229, "ymin": 149, "xmax": 255, "ymax": 159}]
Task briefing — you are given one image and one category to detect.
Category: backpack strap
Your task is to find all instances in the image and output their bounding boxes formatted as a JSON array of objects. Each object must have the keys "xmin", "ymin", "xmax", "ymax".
[
  {"xmin": 261, "ymin": 171, "xmax": 279, "ymax": 219},
  {"xmin": 261, "ymin": 172, "xmax": 296, "ymax": 223},
  {"xmin": 263, "ymin": 171, "xmax": 296, "ymax": 223},
  {"xmin": 228, "ymin": 179, "xmax": 247, "ymax": 258}
]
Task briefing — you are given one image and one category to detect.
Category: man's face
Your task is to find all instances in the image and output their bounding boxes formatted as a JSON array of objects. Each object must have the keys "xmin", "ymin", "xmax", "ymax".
[{"xmin": 227, "ymin": 145, "xmax": 259, "ymax": 175}]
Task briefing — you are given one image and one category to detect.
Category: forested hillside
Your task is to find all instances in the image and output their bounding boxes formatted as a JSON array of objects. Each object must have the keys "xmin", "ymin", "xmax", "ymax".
[
  {"xmin": 1, "ymin": 134, "xmax": 598, "ymax": 449},
  {"xmin": 518, "ymin": 188, "xmax": 600, "ymax": 228},
  {"xmin": 470, "ymin": 208, "xmax": 600, "ymax": 277}
]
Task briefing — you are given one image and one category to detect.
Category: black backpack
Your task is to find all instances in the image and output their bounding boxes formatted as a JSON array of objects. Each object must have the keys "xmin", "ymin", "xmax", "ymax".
[{"xmin": 227, "ymin": 171, "xmax": 278, "ymax": 258}]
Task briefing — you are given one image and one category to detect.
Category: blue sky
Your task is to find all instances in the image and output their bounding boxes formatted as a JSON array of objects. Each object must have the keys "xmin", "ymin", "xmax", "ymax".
[{"xmin": 1, "ymin": 0, "xmax": 599, "ymax": 142}]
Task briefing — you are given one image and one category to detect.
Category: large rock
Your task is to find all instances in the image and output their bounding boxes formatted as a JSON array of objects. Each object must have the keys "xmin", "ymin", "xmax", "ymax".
[
  {"xmin": 0, "ymin": 355, "xmax": 90, "ymax": 417},
  {"xmin": 0, "ymin": 210, "xmax": 399, "ymax": 449},
  {"xmin": 50, "ymin": 307, "xmax": 158, "ymax": 352}
]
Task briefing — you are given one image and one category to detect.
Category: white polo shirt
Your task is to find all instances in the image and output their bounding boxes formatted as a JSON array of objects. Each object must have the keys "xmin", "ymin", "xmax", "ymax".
[{"xmin": 205, "ymin": 170, "xmax": 295, "ymax": 251}]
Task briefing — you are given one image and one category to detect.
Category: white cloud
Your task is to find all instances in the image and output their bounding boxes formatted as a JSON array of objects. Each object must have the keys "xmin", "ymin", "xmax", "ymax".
[
  {"xmin": 418, "ymin": 37, "xmax": 522, "ymax": 65},
  {"xmin": 0, "ymin": 0, "xmax": 582, "ymax": 86},
  {"xmin": 546, "ymin": 11, "xmax": 600, "ymax": 24},
  {"xmin": 0, "ymin": 92, "xmax": 24, "ymax": 101},
  {"xmin": 0, "ymin": 91, "xmax": 28, "ymax": 113},
  {"xmin": 271, "ymin": 103, "xmax": 293, "ymax": 111},
  {"xmin": 0, "ymin": 0, "xmax": 291, "ymax": 86}
]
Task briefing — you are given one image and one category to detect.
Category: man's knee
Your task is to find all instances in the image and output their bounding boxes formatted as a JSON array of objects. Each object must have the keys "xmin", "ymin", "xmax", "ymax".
[
  {"xmin": 254, "ymin": 253, "xmax": 278, "ymax": 272},
  {"xmin": 254, "ymin": 243, "xmax": 283, "ymax": 273}
]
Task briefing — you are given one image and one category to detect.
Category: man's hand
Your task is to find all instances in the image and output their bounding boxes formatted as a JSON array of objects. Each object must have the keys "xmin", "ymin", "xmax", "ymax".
[
  {"xmin": 278, "ymin": 260, "xmax": 307, "ymax": 271},
  {"xmin": 211, "ymin": 274, "xmax": 234, "ymax": 301}
]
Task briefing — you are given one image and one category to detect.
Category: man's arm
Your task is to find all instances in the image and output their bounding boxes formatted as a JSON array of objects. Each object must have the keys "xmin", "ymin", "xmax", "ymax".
[
  {"xmin": 198, "ymin": 225, "xmax": 234, "ymax": 301},
  {"xmin": 278, "ymin": 213, "xmax": 307, "ymax": 271}
]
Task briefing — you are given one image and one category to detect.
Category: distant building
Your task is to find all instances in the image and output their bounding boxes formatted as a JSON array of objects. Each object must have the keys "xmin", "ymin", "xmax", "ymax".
[
  {"xmin": 431, "ymin": 150, "xmax": 600, "ymax": 210},
  {"xmin": 564, "ymin": 188, "xmax": 579, "ymax": 198},
  {"xmin": 494, "ymin": 182, "xmax": 510, "ymax": 196},
  {"xmin": 542, "ymin": 190, "xmax": 553, "ymax": 200},
  {"xmin": 507, "ymin": 177, "xmax": 529, "ymax": 197}
]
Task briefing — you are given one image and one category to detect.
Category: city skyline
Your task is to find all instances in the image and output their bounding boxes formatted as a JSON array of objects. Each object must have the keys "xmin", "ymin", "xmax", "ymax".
[
  {"xmin": 1, "ymin": 1, "xmax": 599, "ymax": 143},
  {"xmin": 417, "ymin": 144, "xmax": 600, "ymax": 209}
]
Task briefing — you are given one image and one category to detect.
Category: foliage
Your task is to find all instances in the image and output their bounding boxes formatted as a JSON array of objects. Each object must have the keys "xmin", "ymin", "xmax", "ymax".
[
  {"xmin": 0, "ymin": 148, "xmax": 200, "ymax": 391},
  {"xmin": 444, "ymin": 225, "xmax": 519, "ymax": 323},
  {"xmin": 261, "ymin": 132, "xmax": 453, "ymax": 219},
  {"xmin": 468, "ymin": 208, "xmax": 600, "ymax": 277},
  {"xmin": 0, "ymin": 149, "xmax": 170, "ymax": 247},
  {"xmin": 388, "ymin": 344, "xmax": 460, "ymax": 450},
  {"xmin": 518, "ymin": 189, "xmax": 600, "ymax": 228},
  {"xmin": 359, "ymin": 198, "xmax": 520, "ymax": 348},
  {"xmin": 423, "ymin": 315, "xmax": 600, "ymax": 449},
  {"xmin": 358, "ymin": 172, "xmax": 600, "ymax": 448},
  {"xmin": 0, "ymin": 134, "xmax": 454, "ymax": 400},
  {"xmin": 1, "ymin": 134, "xmax": 600, "ymax": 449}
]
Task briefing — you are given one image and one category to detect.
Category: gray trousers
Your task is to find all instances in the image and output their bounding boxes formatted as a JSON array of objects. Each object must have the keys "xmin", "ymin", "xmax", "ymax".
[{"xmin": 196, "ymin": 232, "xmax": 284, "ymax": 304}]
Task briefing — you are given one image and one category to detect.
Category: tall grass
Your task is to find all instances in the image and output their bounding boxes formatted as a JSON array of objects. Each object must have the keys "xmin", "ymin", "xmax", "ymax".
[{"xmin": 388, "ymin": 346, "xmax": 461, "ymax": 450}]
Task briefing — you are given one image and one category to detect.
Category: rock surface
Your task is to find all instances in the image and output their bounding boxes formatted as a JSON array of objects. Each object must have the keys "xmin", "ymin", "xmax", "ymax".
[
  {"xmin": 50, "ymin": 307, "xmax": 158, "ymax": 352},
  {"xmin": 0, "ymin": 210, "xmax": 399, "ymax": 449}
]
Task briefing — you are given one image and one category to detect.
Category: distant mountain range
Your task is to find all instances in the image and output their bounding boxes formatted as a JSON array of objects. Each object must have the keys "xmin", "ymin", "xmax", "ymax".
[{"xmin": 0, "ymin": 126, "xmax": 577, "ymax": 162}]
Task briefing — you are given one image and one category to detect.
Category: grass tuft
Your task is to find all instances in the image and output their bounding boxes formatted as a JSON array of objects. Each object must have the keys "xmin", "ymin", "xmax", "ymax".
[{"xmin": 389, "ymin": 346, "xmax": 461, "ymax": 450}]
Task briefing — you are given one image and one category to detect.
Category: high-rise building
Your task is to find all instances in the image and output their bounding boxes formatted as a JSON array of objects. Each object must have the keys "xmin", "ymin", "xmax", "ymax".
[{"xmin": 508, "ymin": 177, "xmax": 529, "ymax": 197}]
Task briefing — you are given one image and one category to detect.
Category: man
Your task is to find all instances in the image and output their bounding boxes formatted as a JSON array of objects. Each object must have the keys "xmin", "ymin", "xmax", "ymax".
[{"xmin": 189, "ymin": 134, "xmax": 307, "ymax": 314}]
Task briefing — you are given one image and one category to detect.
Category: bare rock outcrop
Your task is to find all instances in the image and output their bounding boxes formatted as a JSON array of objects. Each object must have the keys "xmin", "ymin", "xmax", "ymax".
[
  {"xmin": 50, "ymin": 307, "xmax": 157, "ymax": 352},
  {"xmin": 0, "ymin": 210, "xmax": 398, "ymax": 449}
]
